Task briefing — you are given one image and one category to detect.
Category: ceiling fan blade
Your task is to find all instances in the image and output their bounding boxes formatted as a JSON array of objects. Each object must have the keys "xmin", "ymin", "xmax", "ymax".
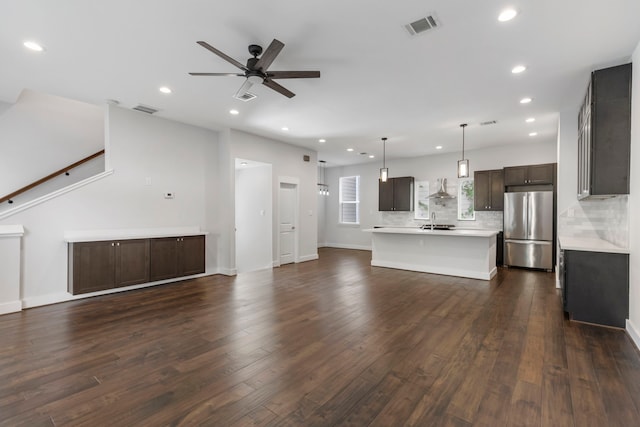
[
  {"xmin": 263, "ymin": 79, "xmax": 295, "ymax": 98},
  {"xmin": 267, "ymin": 71, "xmax": 321, "ymax": 79},
  {"xmin": 196, "ymin": 41, "xmax": 248, "ymax": 71},
  {"xmin": 235, "ymin": 78, "xmax": 255, "ymax": 98},
  {"xmin": 189, "ymin": 72, "xmax": 245, "ymax": 76},
  {"xmin": 254, "ymin": 39, "xmax": 285, "ymax": 71}
]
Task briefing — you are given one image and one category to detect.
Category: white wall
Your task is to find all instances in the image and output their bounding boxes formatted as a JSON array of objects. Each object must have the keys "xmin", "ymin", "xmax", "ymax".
[
  {"xmin": 0, "ymin": 90, "xmax": 104, "ymax": 196},
  {"xmin": 235, "ymin": 163, "xmax": 273, "ymax": 273},
  {"xmin": 0, "ymin": 105, "xmax": 219, "ymax": 307},
  {"xmin": 628, "ymin": 40, "xmax": 640, "ymax": 345},
  {"xmin": 215, "ymin": 129, "xmax": 318, "ymax": 272},
  {"xmin": 324, "ymin": 139, "xmax": 557, "ymax": 249}
]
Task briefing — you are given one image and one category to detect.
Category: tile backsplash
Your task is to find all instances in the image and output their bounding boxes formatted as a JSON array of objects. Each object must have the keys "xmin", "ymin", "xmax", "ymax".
[{"xmin": 558, "ymin": 195, "xmax": 628, "ymax": 248}]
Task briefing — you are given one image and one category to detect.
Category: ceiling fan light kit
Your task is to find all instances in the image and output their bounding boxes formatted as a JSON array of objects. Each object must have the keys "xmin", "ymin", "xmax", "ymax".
[{"xmin": 190, "ymin": 39, "xmax": 320, "ymax": 99}]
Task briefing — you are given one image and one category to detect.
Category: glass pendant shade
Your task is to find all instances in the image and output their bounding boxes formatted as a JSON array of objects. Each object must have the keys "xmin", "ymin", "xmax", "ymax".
[
  {"xmin": 380, "ymin": 167, "xmax": 389, "ymax": 182},
  {"xmin": 457, "ymin": 159, "xmax": 469, "ymax": 178}
]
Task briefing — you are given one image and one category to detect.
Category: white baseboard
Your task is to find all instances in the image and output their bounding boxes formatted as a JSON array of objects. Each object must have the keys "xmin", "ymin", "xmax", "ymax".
[
  {"xmin": 371, "ymin": 260, "xmax": 495, "ymax": 280},
  {"xmin": 217, "ymin": 267, "xmax": 237, "ymax": 276},
  {"xmin": 626, "ymin": 319, "xmax": 640, "ymax": 350},
  {"xmin": 298, "ymin": 253, "xmax": 319, "ymax": 263},
  {"xmin": 324, "ymin": 243, "xmax": 372, "ymax": 251},
  {"xmin": 21, "ymin": 272, "xmax": 215, "ymax": 309},
  {"xmin": 0, "ymin": 300, "xmax": 22, "ymax": 315}
]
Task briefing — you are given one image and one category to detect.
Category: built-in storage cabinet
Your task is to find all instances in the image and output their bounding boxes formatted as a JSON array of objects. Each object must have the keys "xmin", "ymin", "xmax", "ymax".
[
  {"xmin": 149, "ymin": 236, "xmax": 205, "ymax": 281},
  {"xmin": 474, "ymin": 169, "xmax": 504, "ymax": 211},
  {"xmin": 577, "ymin": 63, "xmax": 632, "ymax": 199},
  {"xmin": 504, "ymin": 163, "xmax": 555, "ymax": 186},
  {"xmin": 69, "ymin": 239, "xmax": 150, "ymax": 295},
  {"xmin": 562, "ymin": 249, "xmax": 629, "ymax": 328},
  {"xmin": 68, "ymin": 235, "xmax": 204, "ymax": 295},
  {"xmin": 379, "ymin": 176, "xmax": 414, "ymax": 211}
]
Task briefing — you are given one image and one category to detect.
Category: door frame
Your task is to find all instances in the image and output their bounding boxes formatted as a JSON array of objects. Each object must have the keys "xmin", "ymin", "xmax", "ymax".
[{"xmin": 276, "ymin": 176, "xmax": 300, "ymax": 267}]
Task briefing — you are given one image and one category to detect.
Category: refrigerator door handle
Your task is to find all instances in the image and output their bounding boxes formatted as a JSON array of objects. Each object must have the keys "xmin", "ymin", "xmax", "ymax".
[{"xmin": 504, "ymin": 239, "xmax": 552, "ymax": 245}]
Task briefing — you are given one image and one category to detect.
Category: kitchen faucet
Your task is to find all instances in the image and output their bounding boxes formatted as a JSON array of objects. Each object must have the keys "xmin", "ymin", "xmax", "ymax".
[{"xmin": 431, "ymin": 212, "xmax": 436, "ymax": 231}]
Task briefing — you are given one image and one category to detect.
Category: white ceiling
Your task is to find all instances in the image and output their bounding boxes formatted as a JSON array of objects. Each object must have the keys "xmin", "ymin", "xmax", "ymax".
[{"xmin": 2, "ymin": 0, "xmax": 639, "ymax": 166}]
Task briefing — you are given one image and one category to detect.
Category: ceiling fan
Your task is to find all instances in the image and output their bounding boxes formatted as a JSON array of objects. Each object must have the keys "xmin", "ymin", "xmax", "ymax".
[{"xmin": 189, "ymin": 39, "xmax": 320, "ymax": 98}]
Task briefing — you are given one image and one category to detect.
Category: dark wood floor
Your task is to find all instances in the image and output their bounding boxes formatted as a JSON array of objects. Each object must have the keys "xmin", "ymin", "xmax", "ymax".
[{"xmin": 1, "ymin": 248, "xmax": 639, "ymax": 426}]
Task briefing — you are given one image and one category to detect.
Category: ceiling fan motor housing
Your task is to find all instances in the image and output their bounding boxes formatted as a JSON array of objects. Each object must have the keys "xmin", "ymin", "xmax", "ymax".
[{"xmin": 248, "ymin": 44, "xmax": 263, "ymax": 57}]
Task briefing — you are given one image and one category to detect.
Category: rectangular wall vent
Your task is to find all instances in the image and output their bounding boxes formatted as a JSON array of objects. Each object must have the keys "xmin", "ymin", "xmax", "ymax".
[
  {"xmin": 233, "ymin": 92, "xmax": 257, "ymax": 102},
  {"xmin": 132, "ymin": 104, "xmax": 159, "ymax": 114},
  {"xmin": 405, "ymin": 14, "xmax": 440, "ymax": 36}
]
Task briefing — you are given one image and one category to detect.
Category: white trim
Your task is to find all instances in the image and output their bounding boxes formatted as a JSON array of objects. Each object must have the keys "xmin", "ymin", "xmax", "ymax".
[
  {"xmin": 298, "ymin": 253, "xmax": 319, "ymax": 263},
  {"xmin": 0, "ymin": 225, "xmax": 25, "ymax": 237},
  {"xmin": 21, "ymin": 272, "xmax": 214, "ymax": 309},
  {"xmin": 217, "ymin": 267, "xmax": 237, "ymax": 276},
  {"xmin": 627, "ymin": 319, "xmax": 640, "ymax": 351},
  {"xmin": 371, "ymin": 260, "xmax": 497, "ymax": 280},
  {"xmin": 0, "ymin": 300, "xmax": 22, "ymax": 315},
  {"xmin": 324, "ymin": 243, "xmax": 372, "ymax": 251},
  {"xmin": 0, "ymin": 169, "xmax": 114, "ymax": 221},
  {"xmin": 272, "ymin": 260, "xmax": 280, "ymax": 268}
]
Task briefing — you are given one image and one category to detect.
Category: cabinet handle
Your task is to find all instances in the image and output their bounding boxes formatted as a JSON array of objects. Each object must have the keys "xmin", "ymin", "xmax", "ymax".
[
  {"xmin": 116, "ymin": 242, "xmax": 120, "ymax": 246},
  {"xmin": 111, "ymin": 243, "xmax": 114, "ymax": 247}
]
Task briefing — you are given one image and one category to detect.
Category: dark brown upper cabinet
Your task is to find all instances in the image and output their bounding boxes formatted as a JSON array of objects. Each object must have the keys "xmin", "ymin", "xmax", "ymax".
[
  {"xmin": 474, "ymin": 169, "xmax": 504, "ymax": 211},
  {"xmin": 578, "ymin": 63, "xmax": 631, "ymax": 199},
  {"xmin": 379, "ymin": 176, "xmax": 414, "ymax": 211},
  {"xmin": 504, "ymin": 163, "xmax": 555, "ymax": 186}
]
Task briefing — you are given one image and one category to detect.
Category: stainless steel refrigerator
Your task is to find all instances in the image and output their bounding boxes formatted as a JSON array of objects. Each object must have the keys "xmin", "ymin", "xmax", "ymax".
[{"xmin": 504, "ymin": 191, "xmax": 553, "ymax": 270}]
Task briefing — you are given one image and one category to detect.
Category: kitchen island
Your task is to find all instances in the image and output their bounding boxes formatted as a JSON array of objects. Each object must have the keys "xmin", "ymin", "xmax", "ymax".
[{"xmin": 365, "ymin": 227, "xmax": 499, "ymax": 280}]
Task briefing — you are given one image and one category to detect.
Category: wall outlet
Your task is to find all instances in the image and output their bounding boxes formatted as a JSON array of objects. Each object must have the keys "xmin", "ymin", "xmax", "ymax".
[{"xmin": 164, "ymin": 192, "xmax": 174, "ymax": 199}]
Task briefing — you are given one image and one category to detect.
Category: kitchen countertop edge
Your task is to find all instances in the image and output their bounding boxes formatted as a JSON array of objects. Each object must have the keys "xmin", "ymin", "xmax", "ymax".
[{"xmin": 558, "ymin": 236, "xmax": 629, "ymax": 254}]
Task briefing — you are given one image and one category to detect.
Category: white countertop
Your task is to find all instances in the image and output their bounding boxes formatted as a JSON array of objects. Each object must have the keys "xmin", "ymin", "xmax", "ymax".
[
  {"xmin": 64, "ymin": 226, "xmax": 208, "ymax": 243},
  {"xmin": 364, "ymin": 227, "xmax": 499, "ymax": 238},
  {"xmin": 559, "ymin": 236, "xmax": 629, "ymax": 254}
]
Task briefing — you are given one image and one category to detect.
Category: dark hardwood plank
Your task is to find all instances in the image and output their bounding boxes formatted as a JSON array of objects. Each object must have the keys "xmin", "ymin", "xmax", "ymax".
[{"xmin": 0, "ymin": 248, "xmax": 639, "ymax": 426}]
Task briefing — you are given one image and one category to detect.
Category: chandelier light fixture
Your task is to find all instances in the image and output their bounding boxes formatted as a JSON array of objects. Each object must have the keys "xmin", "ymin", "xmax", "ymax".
[
  {"xmin": 457, "ymin": 124, "xmax": 469, "ymax": 178},
  {"xmin": 380, "ymin": 137, "xmax": 388, "ymax": 182}
]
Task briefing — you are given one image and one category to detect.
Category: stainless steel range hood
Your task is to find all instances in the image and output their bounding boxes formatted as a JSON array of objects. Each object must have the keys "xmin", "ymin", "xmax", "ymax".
[{"xmin": 429, "ymin": 178, "xmax": 456, "ymax": 199}]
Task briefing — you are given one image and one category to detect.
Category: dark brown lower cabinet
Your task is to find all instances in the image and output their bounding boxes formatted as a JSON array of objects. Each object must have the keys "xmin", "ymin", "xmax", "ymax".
[
  {"xmin": 69, "ymin": 239, "xmax": 149, "ymax": 295},
  {"xmin": 149, "ymin": 236, "xmax": 205, "ymax": 281},
  {"xmin": 68, "ymin": 235, "xmax": 205, "ymax": 295}
]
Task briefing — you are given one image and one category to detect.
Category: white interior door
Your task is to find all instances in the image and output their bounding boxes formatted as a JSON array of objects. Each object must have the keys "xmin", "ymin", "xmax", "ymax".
[{"xmin": 279, "ymin": 182, "xmax": 297, "ymax": 265}]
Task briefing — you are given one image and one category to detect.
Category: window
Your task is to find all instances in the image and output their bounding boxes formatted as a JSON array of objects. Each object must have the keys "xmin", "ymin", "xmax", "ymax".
[{"xmin": 339, "ymin": 175, "xmax": 360, "ymax": 224}]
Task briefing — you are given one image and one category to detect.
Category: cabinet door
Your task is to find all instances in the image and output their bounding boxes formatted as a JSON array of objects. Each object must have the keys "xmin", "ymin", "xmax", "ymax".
[
  {"xmin": 565, "ymin": 250, "xmax": 629, "ymax": 328},
  {"xmin": 179, "ymin": 236, "xmax": 206, "ymax": 276},
  {"xmin": 378, "ymin": 179, "xmax": 394, "ymax": 211},
  {"xmin": 489, "ymin": 170, "xmax": 504, "ymax": 210},
  {"xmin": 149, "ymin": 237, "xmax": 179, "ymax": 281},
  {"xmin": 527, "ymin": 164, "xmax": 554, "ymax": 184},
  {"xmin": 473, "ymin": 171, "xmax": 491, "ymax": 211},
  {"xmin": 393, "ymin": 177, "xmax": 414, "ymax": 211},
  {"xmin": 116, "ymin": 239, "xmax": 150, "ymax": 287},
  {"xmin": 503, "ymin": 166, "xmax": 526, "ymax": 186},
  {"xmin": 70, "ymin": 241, "xmax": 116, "ymax": 294}
]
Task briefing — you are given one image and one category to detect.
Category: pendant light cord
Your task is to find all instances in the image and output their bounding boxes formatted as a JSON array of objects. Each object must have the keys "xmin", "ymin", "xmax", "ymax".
[
  {"xmin": 460, "ymin": 124, "xmax": 467, "ymax": 159},
  {"xmin": 382, "ymin": 137, "xmax": 387, "ymax": 168}
]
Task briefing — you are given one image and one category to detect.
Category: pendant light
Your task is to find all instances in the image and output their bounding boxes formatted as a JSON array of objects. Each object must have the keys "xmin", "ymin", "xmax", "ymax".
[
  {"xmin": 457, "ymin": 124, "xmax": 469, "ymax": 178},
  {"xmin": 380, "ymin": 137, "xmax": 388, "ymax": 182}
]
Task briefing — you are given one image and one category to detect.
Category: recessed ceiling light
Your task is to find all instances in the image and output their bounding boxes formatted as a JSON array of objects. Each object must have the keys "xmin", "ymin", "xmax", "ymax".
[
  {"xmin": 511, "ymin": 65, "xmax": 526, "ymax": 74},
  {"xmin": 281, "ymin": 127, "xmax": 289, "ymax": 131},
  {"xmin": 159, "ymin": 86, "xmax": 172, "ymax": 94},
  {"xmin": 229, "ymin": 109, "xmax": 239, "ymax": 115},
  {"xmin": 498, "ymin": 8, "xmax": 517, "ymax": 22},
  {"xmin": 240, "ymin": 161, "xmax": 248, "ymax": 166},
  {"xmin": 369, "ymin": 155, "xmax": 375, "ymax": 158},
  {"xmin": 529, "ymin": 132, "xmax": 538, "ymax": 137},
  {"xmin": 23, "ymin": 41, "xmax": 44, "ymax": 52},
  {"xmin": 347, "ymin": 148, "xmax": 354, "ymax": 152},
  {"xmin": 318, "ymin": 139, "xmax": 326, "ymax": 143},
  {"xmin": 520, "ymin": 97, "xmax": 532, "ymax": 104},
  {"xmin": 526, "ymin": 117, "xmax": 536, "ymax": 123},
  {"xmin": 435, "ymin": 145, "xmax": 443, "ymax": 150}
]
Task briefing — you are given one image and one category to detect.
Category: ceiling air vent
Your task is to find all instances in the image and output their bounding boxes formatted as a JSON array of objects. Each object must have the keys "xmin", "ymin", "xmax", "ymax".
[
  {"xmin": 405, "ymin": 14, "xmax": 440, "ymax": 36},
  {"xmin": 480, "ymin": 120, "xmax": 497, "ymax": 126},
  {"xmin": 233, "ymin": 92, "xmax": 257, "ymax": 102},
  {"xmin": 132, "ymin": 104, "xmax": 159, "ymax": 114}
]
